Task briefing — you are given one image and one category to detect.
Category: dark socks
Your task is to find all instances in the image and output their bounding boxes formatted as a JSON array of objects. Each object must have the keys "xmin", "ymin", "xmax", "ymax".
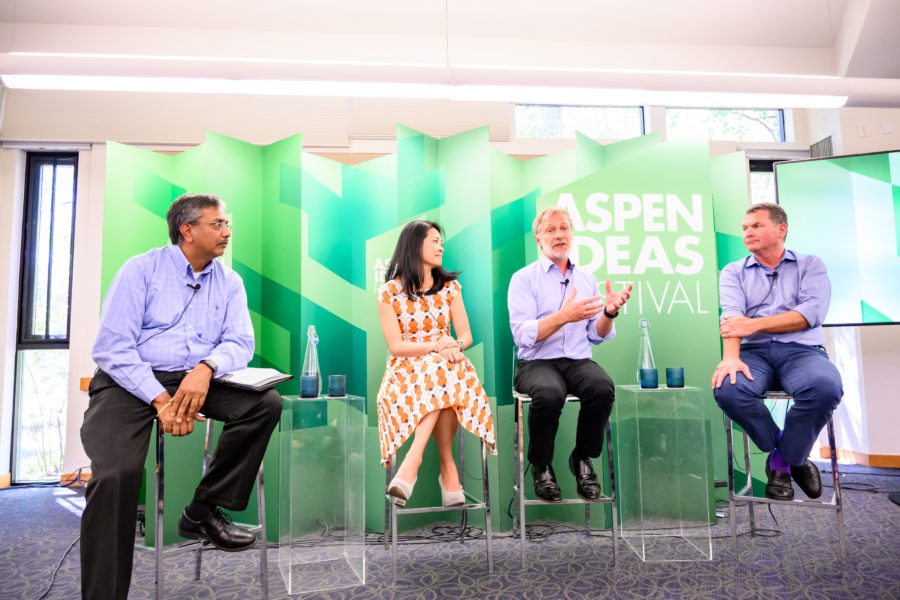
[{"xmin": 185, "ymin": 498, "xmax": 214, "ymax": 522}]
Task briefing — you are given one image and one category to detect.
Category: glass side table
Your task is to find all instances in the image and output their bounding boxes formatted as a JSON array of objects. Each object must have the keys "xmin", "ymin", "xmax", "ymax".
[
  {"xmin": 615, "ymin": 385, "xmax": 713, "ymax": 561},
  {"xmin": 279, "ymin": 395, "xmax": 366, "ymax": 593}
]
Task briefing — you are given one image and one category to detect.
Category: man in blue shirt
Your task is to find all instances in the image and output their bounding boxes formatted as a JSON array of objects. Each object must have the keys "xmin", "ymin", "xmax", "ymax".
[
  {"xmin": 508, "ymin": 207, "xmax": 631, "ymax": 502},
  {"xmin": 712, "ymin": 203, "xmax": 843, "ymax": 501},
  {"xmin": 80, "ymin": 194, "xmax": 282, "ymax": 600}
]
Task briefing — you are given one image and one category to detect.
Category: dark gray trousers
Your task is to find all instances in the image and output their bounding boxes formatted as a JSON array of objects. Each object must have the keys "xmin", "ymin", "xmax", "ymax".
[{"xmin": 80, "ymin": 369, "xmax": 282, "ymax": 600}]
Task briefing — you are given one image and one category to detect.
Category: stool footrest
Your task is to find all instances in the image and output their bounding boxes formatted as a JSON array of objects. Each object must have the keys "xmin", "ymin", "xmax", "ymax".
[
  {"xmin": 395, "ymin": 502, "xmax": 488, "ymax": 515},
  {"xmin": 521, "ymin": 497, "xmax": 614, "ymax": 507},
  {"xmin": 731, "ymin": 492, "xmax": 840, "ymax": 509},
  {"xmin": 135, "ymin": 541, "xmax": 204, "ymax": 557}
]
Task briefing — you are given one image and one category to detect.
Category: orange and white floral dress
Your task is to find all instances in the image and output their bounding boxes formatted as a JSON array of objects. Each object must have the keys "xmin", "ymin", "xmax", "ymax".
[{"xmin": 377, "ymin": 279, "xmax": 497, "ymax": 465}]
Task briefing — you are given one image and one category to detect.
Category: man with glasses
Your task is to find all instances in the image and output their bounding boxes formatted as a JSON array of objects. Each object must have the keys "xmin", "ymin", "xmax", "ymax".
[{"xmin": 81, "ymin": 193, "xmax": 281, "ymax": 600}]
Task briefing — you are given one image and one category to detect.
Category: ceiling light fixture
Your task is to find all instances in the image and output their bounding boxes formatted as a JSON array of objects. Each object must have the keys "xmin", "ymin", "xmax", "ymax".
[
  {"xmin": 0, "ymin": 74, "xmax": 451, "ymax": 99},
  {"xmin": 453, "ymin": 63, "xmax": 841, "ymax": 80},
  {"xmin": 452, "ymin": 85, "xmax": 848, "ymax": 109},
  {"xmin": 9, "ymin": 51, "xmax": 445, "ymax": 70},
  {"xmin": 0, "ymin": 74, "xmax": 848, "ymax": 108},
  {"xmin": 10, "ymin": 53, "xmax": 840, "ymax": 81}
]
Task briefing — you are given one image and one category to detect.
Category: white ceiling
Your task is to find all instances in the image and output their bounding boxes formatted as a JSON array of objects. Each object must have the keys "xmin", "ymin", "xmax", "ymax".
[{"xmin": 1, "ymin": 0, "xmax": 899, "ymax": 106}]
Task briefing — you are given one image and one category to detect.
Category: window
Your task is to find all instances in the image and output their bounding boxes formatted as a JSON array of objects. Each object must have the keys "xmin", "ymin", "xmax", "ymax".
[
  {"xmin": 666, "ymin": 108, "xmax": 785, "ymax": 142},
  {"xmin": 13, "ymin": 153, "xmax": 77, "ymax": 481},
  {"xmin": 515, "ymin": 105, "xmax": 644, "ymax": 140},
  {"xmin": 749, "ymin": 159, "xmax": 777, "ymax": 205}
]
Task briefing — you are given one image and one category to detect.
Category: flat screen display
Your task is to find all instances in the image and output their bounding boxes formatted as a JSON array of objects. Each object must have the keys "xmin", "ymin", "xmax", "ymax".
[{"xmin": 775, "ymin": 150, "xmax": 900, "ymax": 326}]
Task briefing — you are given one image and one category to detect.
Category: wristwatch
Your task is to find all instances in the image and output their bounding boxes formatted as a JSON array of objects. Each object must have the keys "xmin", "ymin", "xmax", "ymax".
[
  {"xmin": 200, "ymin": 359, "xmax": 218, "ymax": 376},
  {"xmin": 457, "ymin": 339, "xmax": 465, "ymax": 352},
  {"xmin": 603, "ymin": 306, "xmax": 618, "ymax": 319}
]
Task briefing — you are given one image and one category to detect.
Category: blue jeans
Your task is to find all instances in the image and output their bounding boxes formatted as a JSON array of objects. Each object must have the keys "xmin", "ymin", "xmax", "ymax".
[{"xmin": 714, "ymin": 342, "xmax": 843, "ymax": 466}]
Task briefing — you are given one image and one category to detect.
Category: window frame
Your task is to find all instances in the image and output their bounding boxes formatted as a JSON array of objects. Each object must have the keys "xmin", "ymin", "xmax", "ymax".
[
  {"xmin": 665, "ymin": 107, "xmax": 786, "ymax": 143},
  {"xmin": 513, "ymin": 104, "xmax": 646, "ymax": 139},
  {"xmin": 17, "ymin": 152, "xmax": 78, "ymax": 349}
]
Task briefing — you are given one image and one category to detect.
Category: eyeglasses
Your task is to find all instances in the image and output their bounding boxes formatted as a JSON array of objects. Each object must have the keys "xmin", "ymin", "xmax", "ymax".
[{"xmin": 196, "ymin": 220, "xmax": 233, "ymax": 232}]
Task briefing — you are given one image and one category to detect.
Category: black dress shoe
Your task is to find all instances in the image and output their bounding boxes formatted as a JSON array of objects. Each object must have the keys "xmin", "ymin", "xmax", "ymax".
[
  {"xmin": 532, "ymin": 464, "xmax": 562, "ymax": 503},
  {"xmin": 569, "ymin": 452, "xmax": 602, "ymax": 500},
  {"xmin": 764, "ymin": 455, "xmax": 794, "ymax": 501},
  {"xmin": 791, "ymin": 459, "xmax": 822, "ymax": 499},
  {"xmin": 178, "ymin": 508, "xmax": 257, "ymax": 552}
]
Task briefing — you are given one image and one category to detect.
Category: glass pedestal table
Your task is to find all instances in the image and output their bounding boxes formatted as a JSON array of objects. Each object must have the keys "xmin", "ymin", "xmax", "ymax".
[
  {"xmin": 279, "ymin": 395, "xmax": 366, "ymax": 594},
  {"xmin": 614, "ymin": 385, "xmax": 713, "ymax": 561}
]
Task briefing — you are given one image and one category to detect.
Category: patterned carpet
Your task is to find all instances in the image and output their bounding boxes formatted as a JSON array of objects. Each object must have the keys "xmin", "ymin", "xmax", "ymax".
[{"xmin": 1, "ymin": 464, "xmax": 898, "ymax": 600}]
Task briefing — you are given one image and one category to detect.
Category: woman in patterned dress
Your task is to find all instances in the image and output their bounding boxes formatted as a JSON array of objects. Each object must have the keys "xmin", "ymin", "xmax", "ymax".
[{"xmin": 377, "ymin": 220, "xmax": 497, "ymax": 507}]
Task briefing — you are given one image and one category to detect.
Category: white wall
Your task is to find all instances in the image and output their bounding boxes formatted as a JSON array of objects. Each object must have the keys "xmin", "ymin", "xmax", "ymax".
[
  {"xmin": 62, "ymin": 145, "xmax": 106, "ymax": 473},
  {"xmin": 837, "ymin": 107, "xmax": 900, "ymax": 155},
  {"xmin": 0, "ymin": 90, "xmax": 513, "ymax": 148},
  {"xmin": 805, "ymin": 108, "xmax": 844, "ymax": 152},
  {"xmin": 0, "ymin": 148, "xmax": 25, "ymax": 480}
]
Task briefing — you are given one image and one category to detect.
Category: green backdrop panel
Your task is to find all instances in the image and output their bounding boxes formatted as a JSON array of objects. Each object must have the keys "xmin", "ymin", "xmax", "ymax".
[{"xmin": 104, "ymin": 128, "xmax": 745, "ymax": 538}]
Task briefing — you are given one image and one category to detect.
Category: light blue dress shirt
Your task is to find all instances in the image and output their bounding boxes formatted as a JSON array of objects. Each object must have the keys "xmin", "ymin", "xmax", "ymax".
[
  {"xmin": 92, "ymin": 244, "xmax": 255, "ymax": 404},
  {"xmin": 508, "ymin": 254, "xmax": 615, "ymax": 361},
  {"xmin": 718, "ymin": 249, "xmax": 830, "ymax": 347}
]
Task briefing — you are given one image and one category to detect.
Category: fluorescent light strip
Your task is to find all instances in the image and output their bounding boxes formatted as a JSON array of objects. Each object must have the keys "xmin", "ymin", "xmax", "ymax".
[
  {"xmin": 10, "ymin": 52, "xmax": 838, "ymax": 81},
  {"xmin": 0, "ymin": 75, "xmax": 451, "ymax": 98},
  {"xmin": 454, "ymin": 63, "xmax": 841, "ymax": 80},
  {"xmin": 9, "ymin": 51, "xmax": 444, "ymax": 70},
  {"xmin": 452, "ymin": 85, "xmax": 847, "ymax": 108},
  {"xmin": 0, "ymin": 74, "xmax": 847, "ymax": 108}
]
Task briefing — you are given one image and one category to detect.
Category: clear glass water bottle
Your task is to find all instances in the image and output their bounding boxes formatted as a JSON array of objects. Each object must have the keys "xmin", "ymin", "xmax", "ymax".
[
  {"xmin": 636, "ymin": 318, "xmax": 656, "ymax": 384},
  {"xmin": 302, "ymin": 325, "xmax": 321, "ymax": 396}
]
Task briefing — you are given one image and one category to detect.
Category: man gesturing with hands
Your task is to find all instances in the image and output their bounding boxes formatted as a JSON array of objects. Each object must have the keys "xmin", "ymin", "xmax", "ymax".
[
  {"xmin": 81, "ymin": 194, "xmax": 281, "ymax": 600},
  {"xmin": 509, "ymin": 207, "xmax": 631, "ymax": 502}
]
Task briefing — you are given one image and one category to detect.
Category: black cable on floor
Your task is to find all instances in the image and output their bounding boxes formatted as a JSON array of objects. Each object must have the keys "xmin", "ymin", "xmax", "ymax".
[
  {"xmin": 506, "ymin": 462, "xmax": 531, "ymax": 520},
  {"xmin": 35, "ymin": 536, "xmax": 80, "ymax": 600},
  {"xmin": 5, "ymin": 481, "xmax": 59, "ymax": 489},
  {"xmin": 819, "ymin": 469, "xmax": 900, "ymax": 493}
]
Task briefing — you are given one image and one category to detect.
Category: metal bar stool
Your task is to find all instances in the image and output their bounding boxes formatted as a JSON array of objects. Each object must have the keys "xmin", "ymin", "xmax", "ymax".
[
  {"xmin": 726, "ymin": 391, "xmax": 846, "ymax": 569},
  {"xmin": 512, "ymin": 389, "xmax": 618, "ymax": 569},
  {"xmin": 137, "ymin": 418, "xmax": 269, "ymax": 599},
  {"xmin": 384, "ymin": 432, "xmax": 493, "ymax": 582}
]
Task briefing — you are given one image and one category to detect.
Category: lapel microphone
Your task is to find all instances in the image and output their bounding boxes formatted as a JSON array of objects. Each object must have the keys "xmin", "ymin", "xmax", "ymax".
[
  {"xmin": 137, "ymin": 282, "xmax": 202, "ymax": 346},
  {"xmin": 530, "ymin": 277, "xmax": 572, "ymax": 356},
  {"xmin": 559, "ymin": 278, "xmax": 570, "ymax": 309},
  {"xmin": 748, "ymin": 269, "xmax": 778, "ymax": 318}
]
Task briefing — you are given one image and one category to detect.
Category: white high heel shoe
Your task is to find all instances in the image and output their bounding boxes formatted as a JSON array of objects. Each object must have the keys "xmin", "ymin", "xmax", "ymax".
[
  {"xmin": 387, "ymin": 475, "xmax": 416, "ymax": 507},
  {"xmin": 439, "ymin": 474, "xmax": 465, "ymax": 507}
]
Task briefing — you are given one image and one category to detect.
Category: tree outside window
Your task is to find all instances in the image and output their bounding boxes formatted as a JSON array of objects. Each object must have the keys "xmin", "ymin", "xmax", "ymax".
[
  {"xmin": 666, "ymin": 108, "xmax": 785, "ymax": 142},
  {"xmin": 516, "ymin": 105, "xmax": 644, "ymax": 140}
]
